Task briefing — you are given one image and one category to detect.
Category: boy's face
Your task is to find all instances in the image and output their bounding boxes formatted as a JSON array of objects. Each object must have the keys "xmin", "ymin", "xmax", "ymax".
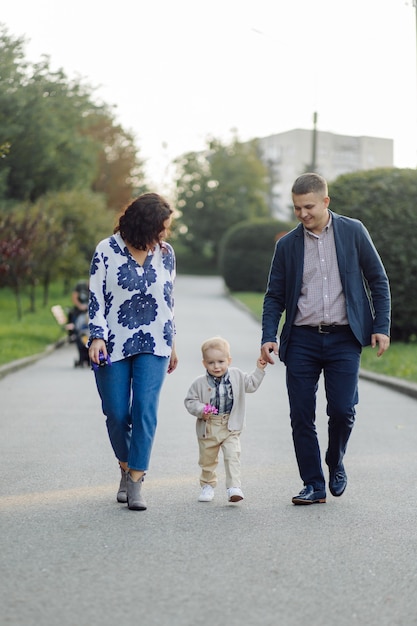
[
  {"xmin": 292, "ymin": 191, "xmax": 330, "ymax": 235},
  {"xmin": 203, "ymin": 348, "xmax": 231, "ymax": 378}
]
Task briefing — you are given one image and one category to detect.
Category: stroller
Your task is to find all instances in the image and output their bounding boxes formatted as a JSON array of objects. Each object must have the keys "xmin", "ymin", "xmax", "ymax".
[
  {"xmin": 51, "ymin": 305, "xmax": 90, "ymax": 368},
  {"xmin": 72, "ymin": 310, "xmax": 90, "ymax": 367}
]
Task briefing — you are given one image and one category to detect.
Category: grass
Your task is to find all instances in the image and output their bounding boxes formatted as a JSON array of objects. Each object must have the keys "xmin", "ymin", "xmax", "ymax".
[
  {"xmin": 232, "ymin": 291, "xmax": 417, "ymax": 384},
  {"xmin": 0, "ymin": 284, "xmax": 71, "ymax": 366}
]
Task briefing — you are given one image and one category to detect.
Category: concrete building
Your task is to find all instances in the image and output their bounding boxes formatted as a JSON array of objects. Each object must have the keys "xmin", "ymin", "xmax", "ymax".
[{"xmin": 256, "ymin": 128, "xmax": 394, "ymax": 219}]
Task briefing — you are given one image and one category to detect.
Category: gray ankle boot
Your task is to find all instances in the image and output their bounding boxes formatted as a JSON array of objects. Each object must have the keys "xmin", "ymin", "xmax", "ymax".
[
  {"xmin": 117, "ymin": 467, "xmax": 128, "ymax": 503},
  {"xmin": 127, "ymin": 474, "xmax": 147, "ymax": 510}
]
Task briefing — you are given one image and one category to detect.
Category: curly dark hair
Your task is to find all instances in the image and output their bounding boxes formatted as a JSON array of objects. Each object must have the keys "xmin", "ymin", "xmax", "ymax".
[{"xmin": 114, "ymin": 193, "xmax": 173, "ymax": 250}]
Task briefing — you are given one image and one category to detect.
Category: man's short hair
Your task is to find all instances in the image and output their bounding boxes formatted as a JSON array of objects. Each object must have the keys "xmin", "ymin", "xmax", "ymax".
[{"xmin": 292, "ymin": 173, "xmax": 328, "ymax": 196}]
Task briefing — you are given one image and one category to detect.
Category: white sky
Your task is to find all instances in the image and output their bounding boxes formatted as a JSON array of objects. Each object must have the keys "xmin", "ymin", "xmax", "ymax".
[{"xmin": 1, "ymin": 0, "xmax": 417, "ymax": 192}]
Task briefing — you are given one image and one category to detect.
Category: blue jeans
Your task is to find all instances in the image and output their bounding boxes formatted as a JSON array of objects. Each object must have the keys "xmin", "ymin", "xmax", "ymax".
[
  {"xmin": 94, "ymin": 354, "xmax": 169, "ymax": 471},
  {"xmin": 285, "ymin": 326, "xmax": 362, "ymax": 491}
]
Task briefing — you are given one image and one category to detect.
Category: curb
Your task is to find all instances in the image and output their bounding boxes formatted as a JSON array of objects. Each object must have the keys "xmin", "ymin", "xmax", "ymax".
[{"xmin": 358, "ymin": 368, "xmax": 417, "ymax": 400}]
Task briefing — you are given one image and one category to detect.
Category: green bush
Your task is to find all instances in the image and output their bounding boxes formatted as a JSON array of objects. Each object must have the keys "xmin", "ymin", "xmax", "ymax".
[
  {"xmin": 219, "ymin": 218, "xmax": 295, "ymax": 292},
  {"xmin": 330, "ymin": 168, "xmax": 417, "ymax": 341}
]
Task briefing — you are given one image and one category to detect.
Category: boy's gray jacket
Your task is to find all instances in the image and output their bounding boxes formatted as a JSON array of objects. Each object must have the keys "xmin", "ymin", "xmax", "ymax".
[{"xmin": 184, "ymin": 366, "xmax": 265, "ymax": 438}]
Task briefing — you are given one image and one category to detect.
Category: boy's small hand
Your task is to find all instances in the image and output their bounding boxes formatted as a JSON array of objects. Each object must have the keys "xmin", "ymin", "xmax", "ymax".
[{"xmin": 257, "ymin": 357, "xmax": 267, "ymax": 370}]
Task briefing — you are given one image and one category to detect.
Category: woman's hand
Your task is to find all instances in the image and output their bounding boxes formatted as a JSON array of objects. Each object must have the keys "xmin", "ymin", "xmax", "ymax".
[
  {"xmin": 167, "ymin": 347, "xmax": 178, "ymax": 373},
  {"xmin": 88, "ymin": 339, "xmax": 107, "ymax": 365}
]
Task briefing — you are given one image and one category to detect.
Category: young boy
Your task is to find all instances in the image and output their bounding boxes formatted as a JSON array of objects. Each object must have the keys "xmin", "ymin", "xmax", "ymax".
[{"xmin": 184, "ymin": 337, "xmax": 267, "ymax": 503}]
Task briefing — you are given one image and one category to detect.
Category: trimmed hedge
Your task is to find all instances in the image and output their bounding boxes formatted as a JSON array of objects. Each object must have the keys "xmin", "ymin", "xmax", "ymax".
[
  {"xmin": 330, "ymin": 168, "xmax": 417, "ymax": 342},
  {"xmin": 219, "ymin": 218, "xmax": 295, "ymax": 292}
]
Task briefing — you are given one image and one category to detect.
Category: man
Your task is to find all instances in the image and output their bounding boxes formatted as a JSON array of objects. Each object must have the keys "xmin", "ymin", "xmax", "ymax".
[{"xmin": 261, "ymin": 173, "xmax": 390, "ymax": 505}]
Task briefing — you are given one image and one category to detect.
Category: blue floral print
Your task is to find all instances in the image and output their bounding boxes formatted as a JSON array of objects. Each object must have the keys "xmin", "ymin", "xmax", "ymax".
[
  {"xmin": 104, "ymin": 290, "xmax": 113, "ymax": 318},
  {"xmin": 162, "ymin": 247, "xmax": 175, "ymax": 272},
  {"xmin": 109, "ymin": 236, "xmax": 122, "ymax": 254},
  {"xmin": 143, "ymin": 265, "xmax": 157, "ymax": 286},
  {"xmin": 89, "ymin": 292, "xmax": 100, "ymax": 319},
  {"xmin": 89, "ymin": 323, "xmax": 104, "ymax": 339},
  {"xmin": 118, "ymin": 258, "xmax": 147, "ymax": 292},
  {"xmin": 163, "ymin": 320, "xmax": 174, "ymax": 347},
  {"xmin": 88, "ymin": 233, "xmax": 175, "ymax": 362},
  {"xmin": 123, "ymin": 330, "xmax": 156, "ymax": 357},
  {"xmin": 118, "ymin": 293, "xmax": 158, "ymax": 329},
  {"xmin": 164, "ymin": 281, "xmax": 173, "ymax": 308},
  {"xmin": 90, "ymin": 252, "xmax": 100, "ymax": 276},
  {"xmin": 106, "ymin": 331, "xmax": 115, "ymax": 355}
]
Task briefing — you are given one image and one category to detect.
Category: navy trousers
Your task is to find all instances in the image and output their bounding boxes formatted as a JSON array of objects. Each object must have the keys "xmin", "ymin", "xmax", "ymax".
[{"xmin": 285, "ymin": 326, "xmax": 362, "ymax": 491}]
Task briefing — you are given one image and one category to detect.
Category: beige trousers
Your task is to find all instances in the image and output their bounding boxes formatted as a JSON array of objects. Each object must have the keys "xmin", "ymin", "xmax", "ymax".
[{"xmin": 198, "ymin": 414, "xmax": 241, "ymax": 488}]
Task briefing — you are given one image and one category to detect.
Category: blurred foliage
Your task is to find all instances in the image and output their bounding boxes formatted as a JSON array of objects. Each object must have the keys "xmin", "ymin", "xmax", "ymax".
[
  {"xmin": 173, "ymin": 135, "xmax": 270, "ymax": 273},
  {"xmin": 0, "ymin": 23, "xmax": 146, "ymax": 209},
  {"xmin": 219, "ymin": 218, "xmax": 295, "ymax": 292},
  {"xmin": 330, "ymin": 168, "xmax": 417, "ymax": 341},
  {"xmin": 0, "ymin": 190, "xmax": 114, "ymax": 317},
  {"xmin": 0, "ymin": 23, "xmax": 147, "ymax": 316}
]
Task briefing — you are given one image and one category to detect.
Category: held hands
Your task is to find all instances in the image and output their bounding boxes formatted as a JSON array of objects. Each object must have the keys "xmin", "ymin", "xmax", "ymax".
[
  {"xmin": 257, "ymin": 356, "xmax": 268, "ymax": 370},
  {"xmin": 261, "ymin": 342, "xmax": 278, "ymax": 365},
  {"xmin": 371, "ymin": 333, "xmax": 390, "ymax": 357}
]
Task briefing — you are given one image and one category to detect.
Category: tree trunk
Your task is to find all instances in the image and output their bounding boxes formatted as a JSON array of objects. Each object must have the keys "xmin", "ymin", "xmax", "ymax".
[
  {"xmin": 29, "ymin": 282, "xmax": 36, "ymax": 313},
  {"xmin": 42, "ymin": 273, "xmax": 50, "ymax": 307},
  {"xmin": 14, "ymin": 284, "xmax": 23, "ymax": 320}
]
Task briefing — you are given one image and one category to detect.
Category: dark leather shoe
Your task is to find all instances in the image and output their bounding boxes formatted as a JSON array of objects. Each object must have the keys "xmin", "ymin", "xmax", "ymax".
[
  {"xmin": 329, "ymin": 467, "xmax": 347, "ymax": 497},
  {"xmin": 292, "ymin": 485, "xmax": 326, "ymax": 505}
]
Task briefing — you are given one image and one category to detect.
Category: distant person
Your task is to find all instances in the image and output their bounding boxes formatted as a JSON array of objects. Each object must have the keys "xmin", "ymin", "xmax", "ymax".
[
  {"xmin": 71, "ymin": 280, "xmax": 89, "ymax": 316},
  {"xmin": 68, "ymin": 280, "xmax": 90, "ymax": 367},
  {"xmin": 184, "ymin": 336, "xmax": 266, "ymax": 503},
  {"xmin": 261, "ymin": 172, "xmax": 391, "ymax": 505},
  {"xmin": 88, "ymin": 192, "xmax": 178, "ymax": 511},
  {"xmin": 67, "ymin": 280, "xmax": 89, "ymax": 338}
]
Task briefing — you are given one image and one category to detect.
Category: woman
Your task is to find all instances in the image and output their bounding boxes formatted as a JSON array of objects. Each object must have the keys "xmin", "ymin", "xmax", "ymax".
[{"xmin": 88, "ymin": 192, "xmax": 178, "ymax": 511}]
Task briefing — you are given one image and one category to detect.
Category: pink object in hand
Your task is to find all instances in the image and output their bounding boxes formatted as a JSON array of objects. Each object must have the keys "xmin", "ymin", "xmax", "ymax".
[{"xmin": 203, "ymin": 404, "xmax": 218, "ymax": 415}]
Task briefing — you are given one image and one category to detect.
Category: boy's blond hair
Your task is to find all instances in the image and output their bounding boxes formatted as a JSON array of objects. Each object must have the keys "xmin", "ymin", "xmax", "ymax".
[{"xmin": 201, "ymin": 336, "xmax": 231, "ymax": 358}]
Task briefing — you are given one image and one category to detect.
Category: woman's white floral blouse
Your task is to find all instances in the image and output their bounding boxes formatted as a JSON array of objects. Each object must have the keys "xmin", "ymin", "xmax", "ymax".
[{"xmin": 88, "ymin": 232, "xmax": 175, "ymax": 363}]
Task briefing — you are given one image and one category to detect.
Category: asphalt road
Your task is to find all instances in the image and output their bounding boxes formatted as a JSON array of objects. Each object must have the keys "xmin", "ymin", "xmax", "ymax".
[{"xmin": 1, "ymin": 275, "xmax": 417, "ymax": 626}]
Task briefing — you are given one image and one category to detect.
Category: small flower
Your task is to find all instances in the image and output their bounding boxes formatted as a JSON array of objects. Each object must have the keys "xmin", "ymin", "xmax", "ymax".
[{"xmin": 203, "ymin": 403, "xmax": 218, "ymax": 415}]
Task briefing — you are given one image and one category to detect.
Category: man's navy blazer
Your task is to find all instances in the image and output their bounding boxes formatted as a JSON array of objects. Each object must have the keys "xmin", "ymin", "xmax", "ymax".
[{"xmin": 262, "ymin": 211, "xmax": 391, "ymax": 364}]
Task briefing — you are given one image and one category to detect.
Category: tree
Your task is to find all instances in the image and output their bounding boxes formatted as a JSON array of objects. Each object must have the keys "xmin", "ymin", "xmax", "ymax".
[
  {"xmin": 0, "ymin": 190, "xmax": 114, "ymax": 316},
  {"xmin": 173, "ymin": 136, "xmax": 270, "ymax": 272},
  {"xmin": 31, "ymin": 190, "xmax": 115, "ymax": 297},
  {"xmin": 330, "ymin": 168, "xmax": 417, "ymax": 341},
  {"xmin": 0, "ymin": 24, "xmax": 146, "ymax": 209},
  {"xmin": 0, "ymin": 50, "xmax": 98, "ymax": 201},
  {"xmin": 0, "ymin": 211, "xmax": 36, "ymax": 318},
  {"xmin": 86, "ymin": 111, "xmax": 147, "ymax": 211}
]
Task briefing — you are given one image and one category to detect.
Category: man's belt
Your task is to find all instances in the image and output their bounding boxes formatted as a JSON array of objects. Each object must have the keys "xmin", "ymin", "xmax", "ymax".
[{"xmin": 296, "ymin": 324, "xmax": 351, "ymax": 334}]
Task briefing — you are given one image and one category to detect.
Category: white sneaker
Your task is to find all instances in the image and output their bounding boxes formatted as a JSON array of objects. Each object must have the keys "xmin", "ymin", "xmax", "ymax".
[
  {"xmin": 198, "ymin": 484, "xmax": 214, "ymax": 502},
  {"xmin": 227, "ymin": 487, "xmax": 244, "ymax": 502}
]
